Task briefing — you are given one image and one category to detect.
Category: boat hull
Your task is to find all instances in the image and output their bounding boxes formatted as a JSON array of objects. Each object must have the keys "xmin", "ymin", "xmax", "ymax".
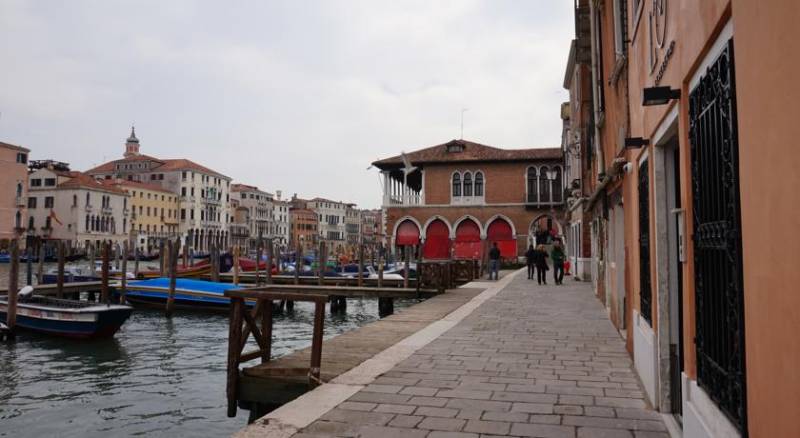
[
  {"xmin": 0, "ymin": 301, "xmax": 132, "ymax": 339},
  {"xmin": 122, "ymin": 278, "xmax": 252, "ymax": 312}
]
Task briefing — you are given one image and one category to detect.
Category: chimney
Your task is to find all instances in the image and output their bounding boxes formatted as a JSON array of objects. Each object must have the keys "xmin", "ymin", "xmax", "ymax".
[{"xmin": 276, "ymin": 190, "xmax": 282, "ymax": 200}]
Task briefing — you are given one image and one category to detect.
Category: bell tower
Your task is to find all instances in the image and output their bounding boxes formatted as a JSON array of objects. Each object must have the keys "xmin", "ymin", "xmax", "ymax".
[{"xmin": 124, "ymin": 126, "xmax": 140, "ymax": 158}]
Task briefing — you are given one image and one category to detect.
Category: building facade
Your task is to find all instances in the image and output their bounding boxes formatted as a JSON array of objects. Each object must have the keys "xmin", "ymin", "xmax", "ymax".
[
  {"xmin": 289, "ymin": 207, "xmax": 318, "ymax": 252},
  {"xmin": 0, "ymin": 141, "xmax": 30, "ymax": 246},
  {"xmin": 87, "ymin": 128, "xmax": 231, "ymax": 251},
  {"xmin": 272, "ymin": 191, "xmax": 290, "ymax": 251},
  {"xmin": 230, "ymin": 183, "xmax": 273, "ymax": 250},
  {"xmin": 104, "ymin": 179, "xmax": 179, "ymax": 252},
  {"xmin": 563, "ymin": 1, "xmax": 800, "ymax": 437},
  {"xmin": 374, "ymin": 139, "xmax": 564, "ymax": 261},
  {"xmin": 307, "ymin": 198, "xmax": 347, "ymax": 255}
]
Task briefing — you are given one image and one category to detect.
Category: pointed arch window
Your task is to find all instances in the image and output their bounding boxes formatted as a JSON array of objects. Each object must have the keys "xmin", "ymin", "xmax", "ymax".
[
  {"xmin": 452, "ymin": 173, "xmax": 462, "ymax": 197},
  {"xmin": 539, "ymin": 166, "xmax": 551, "ymax": 203},
  {"xmin": 474, "ymin": 172, "xmax": 484, "ymax": 196},
  {"xmin": 15, "ymin": 211, "xmax": 22, "ymax": 229},
  {"xmin": 552, "ymin": 166, "xmax": 563, "ymax": 203},
  {"xmin": 463, "ymin": 172, "xmax": 473, "ymax": 196},
  {"xmin": 527, "ymin": 167, "xmax": 538, "ymax": 203}
]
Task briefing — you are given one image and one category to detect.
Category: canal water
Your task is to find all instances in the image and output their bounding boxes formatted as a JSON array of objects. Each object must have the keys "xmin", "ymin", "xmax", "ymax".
[{"xmin": 0, "ymin": 263, "xmax": 418, "ymax": 437}]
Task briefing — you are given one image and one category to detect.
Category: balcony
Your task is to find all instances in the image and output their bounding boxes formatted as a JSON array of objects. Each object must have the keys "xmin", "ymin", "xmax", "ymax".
[
  {"xmin": 85, "ymin": 204, "xmax": 93, "ymax": 212},
  {"xmin": 204, "ymin": 197, "xmax": 221, "ymax": 206},
  {"xmin": 101, "ymin": 206, "xmax": 113, "ymax": 215},
  {"xmin": 524, "ymin": 193, "xmax": 565, "ymax": 210},
  {"xmin": 15, "ymin": 196, "xmax": 25, "ymax": 207}
]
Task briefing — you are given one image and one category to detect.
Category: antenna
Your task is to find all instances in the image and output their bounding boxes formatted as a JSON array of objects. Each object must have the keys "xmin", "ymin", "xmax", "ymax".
[{"xmin": 460, "ymin": 108, "xmax": 469, "ymax": 139}]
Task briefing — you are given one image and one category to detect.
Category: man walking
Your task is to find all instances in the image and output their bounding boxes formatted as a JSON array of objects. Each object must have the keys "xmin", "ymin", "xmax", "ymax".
[
  {"xmin": 551, "ymin": 240, "xmax": 566, "ymax": 285},
  {"xmin": 488, "ymin": 242, "xmax": 500, "ymax": 280},
  {"xmin": 525, "ymin": 244, "xmax": 536, "ymax": 279}
]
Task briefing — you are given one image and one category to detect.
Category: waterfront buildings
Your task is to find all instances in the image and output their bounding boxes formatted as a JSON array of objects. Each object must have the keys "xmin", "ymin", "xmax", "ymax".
[
  {"xmin": 344, "ymin": 204, "xmax": 362, "ymax": 252},
  {"xmin": 27, "ymin": 161, "xmax": 128, "ymax": 248},
  {"xmin": 0, "ymin": 141, "xmax": 30, "ymax": 245},
  {"xmin": 307, "ymin": 198, "xmax": 347, "ymax": 255},
  {"xmin": 360, "ymin": 209, "xmax": 381, "ymax": 247},
  {"xmin": 272, "ymin": 192, "xmax": 290, "ymax": 251},
  {"xmin": 103, "ymin": 179, "xmax": 179, "ymax": 252},
  {"xmin": 230, "ymin": 183, "xmax": 273, "ymax": 250},
  {"xmin": 374, "ymin": 139, "xmax": 563, "ymax": 260},
  {"xmin": 87, "ymin": 128, "xmax": 231, "ymax": 251},
  {"xmin": 562, "ymin": 1, "xmax": 800, "ymax": 436},
  {"xmin": 289, "ymin": 207, "xmax": 318, "ymax": 252}
]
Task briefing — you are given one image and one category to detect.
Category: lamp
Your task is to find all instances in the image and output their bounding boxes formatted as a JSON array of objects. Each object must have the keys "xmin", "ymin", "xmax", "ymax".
[
  {"xmin": 624, "ymin": 137, "xmax": 649, "ymax": 149},
  {"xmin": 545, "ymin": 170, "xmax": 557, "ymax": 180},
  {"xmin": 642, "ymin": 86, "xmax": 681, "ymax": 106}
]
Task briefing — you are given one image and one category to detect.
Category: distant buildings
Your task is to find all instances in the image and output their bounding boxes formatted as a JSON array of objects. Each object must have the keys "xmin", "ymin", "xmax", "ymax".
[
  {"xmin": 230, "ymin": 183, "xmax": 273, "ymax": 250},
  {"xmin": 103, "ymin": 179, "xmax": 179, "ymax": 252},
  {"xmin": 272, "ymin": 191, "xmax": 290, "ymax": 251},
  {"xmin": 0, "ymin": 142, "xmax": 29, "ymax": 245},
  {"xmin": 307, "ymin": 198, "xmax": 347, "ymax": 255}
]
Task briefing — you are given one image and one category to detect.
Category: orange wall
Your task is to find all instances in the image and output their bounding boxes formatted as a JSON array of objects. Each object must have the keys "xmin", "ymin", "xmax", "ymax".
[
  {"xmin": 732, "ymin": 1, "xmax": 800, "ymax": 436},
  {"xmin": 0, "ymin": 146, "xmax": 28, "ymax": 241}
]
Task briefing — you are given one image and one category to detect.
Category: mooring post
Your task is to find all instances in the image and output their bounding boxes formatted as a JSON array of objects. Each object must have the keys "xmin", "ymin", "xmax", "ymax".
[
  {"xmin": 7, "ymin": 239, "xmax": 19, "ymax": 330},
  {"xmin": 120, "ymin": 240, "xmax": 128, "ymax": 304},
  {"xmin": 378, "ymin": 296, "xmax": 394, "ymax": 318},
  {"xmin": 317, "ymin": 241, "xmax": 325, "ymax": 286},
  {"xmin": 309, "ymin": 298, "xmax": 325, "ymax": 387},
  {"xmin": 378, "ymin": 254, "xmax": 384, "ymax": 288},
  {"xmin": 357, "ymin": 244, "xmax": 364, "ymax": 287},
  {"xmin": 89, "ymin": 242, "xmax": 96, "ymax": 270},
  {"xmin": 226, "ymin": 297, "xmax": 245, "ymax": 418},
  {"xmin": 166, "ymin": 239, "xmax": 178, "ymax": 316},
  {"xmin": 265, "ymin": 240, "xmax": 273, "ymax": 284},
  {"xmin": 294, "ymin": 242, "xmax": 301, "ymax": 285},
  {"xmin": 403, "ymin": 245, "xmax": 410, "ymax": 289},
  {"xmin": 101, "ymin": 241, "xmax": 110, "ymax": 303},
  {"xmin": 159, "ymin": 240, "xmax": 166, "ymax": 277},
  {"xmin": 262, "ymin": 299, "xmax": 273, "ymax": 363},
  {"xmin": 57, "ymin": 240, "xmax": 65, "ymax": 298},
  {"xmin": 183, "ymin": 234, "xmax": 189, "ymax": 269},
  {"xmin": 36, "ymin": 240, "xmax": 44, "ymax": 285},
  {"xmin": 233, "ymin": 245, "xmax": 240, "ymax": 285},
  {"xmin": 134, "ymin": 247, "xmax": 140, "ymax": 278}
]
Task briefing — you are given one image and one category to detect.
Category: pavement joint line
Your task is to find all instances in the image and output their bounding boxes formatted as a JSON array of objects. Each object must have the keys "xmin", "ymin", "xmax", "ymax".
[{"xmin": 233, "ymin": 269, "xmax": 525, "ymax": 437}]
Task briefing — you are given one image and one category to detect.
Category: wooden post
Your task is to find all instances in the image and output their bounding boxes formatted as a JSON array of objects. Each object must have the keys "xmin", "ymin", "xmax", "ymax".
[
  {"xmin": 159, "ymin": 240, "xmax": 166, "ymax": 276},
  {"xmin": 254, "ymin": 238, "xmax": 262, "ymax": 286},
  {"xmin": 25, "ymin": 244, "xmax": 33, "ymax": 286},
  {"xmin": 309, "ymin": 299, "xmax": 325, "ymax": 387},
  {"xmin": 317, "ymin": 241, "xmax": 325, "ymax": 286},
  {"xmin": 134, "ymin": 246, "xmax": 140, "ymax": 277},
  {"xmin": 357, "ymin": 244, "xmax": 364, "ymax": 287},
  {"xmin": 378, "ymin": 254, "xmax": 384, "ymax": 288},
  {"xmin": 89, "ymin": 242, "xmax": 96, "ymax": 271},
  {"xmin": 403, "ymin": 246, "xmax": 410, "ymax": 289},
  {"xmin": 36, "ymin": 240, "xmax": 44, "ymax": 285},
  {"xmin": 233, "ymin": 245, "xmax": 240, "ymax": 285},
  {"xmin": 166, "ymin": 239, "xmax": 178, "ymax": 316},
  {"xmin": 113, "ymin": 243, "xmax": 119, "ymax": 271},
  {"xmin": 378, "ymin": 296, "xmax": 394, "ymax": 318},
  {"xmin": 101, "ymin": 241, "xmax": 110, "ymax": 303},
  {"xmin": 120, "ymin": 240, "xmax": 128, "ymax": 304},
  {"xmin": 262, "ymin": 299, "xmax": 273, "ymax": 363},
  {"xmin": 183, "ymin": 234, "xmax": 189, "ymax": 268},
  {"xmin": 226, "ymin": 297, "xmax": 245, "ymax": 417},
  {"xmin": 7, "ymin": 240, "xmax": 19, "ymax": 329},
  {"xmin": 57, "ymin": 241, "xmax": 65, "ymax": 298},
  {"xmin": 294, "ymin": 242, "xmax": 301, "ymax": 285},
  {"xmin": 265, "ymin": 240, "xmax": 273, "ymax": 284}
]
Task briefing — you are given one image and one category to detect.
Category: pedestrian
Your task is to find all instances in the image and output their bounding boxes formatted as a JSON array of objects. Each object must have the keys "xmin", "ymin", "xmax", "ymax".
[
  {"xmin": 488, "ymin": 242, "xmax": 500, "ymax": 280},
  {"xmin": 551, "ymin": 240, "xmax": 566, "ymax": 285},
  {"xmin": 534, "ymin": 244, "xmax": 549, "ymax": 285},
  {"xmin": 525, "ymin": 244, "xmax": 536, "ymax": 279}
]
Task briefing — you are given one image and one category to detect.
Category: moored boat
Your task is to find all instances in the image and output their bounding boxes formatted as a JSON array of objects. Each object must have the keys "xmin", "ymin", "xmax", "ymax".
[
  {"xmin": 122, "ymin": 278, "xmax": 250, "ymax": 311},
  {"xmin": 0, "ymin": 295, "xmax": 132, "ymax": 339}
]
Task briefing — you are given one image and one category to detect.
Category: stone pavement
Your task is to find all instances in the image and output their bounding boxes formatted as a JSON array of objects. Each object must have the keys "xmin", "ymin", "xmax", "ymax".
[{"xmin": 293, "ymin": 272, "xmax": 669, "ymax": 438}]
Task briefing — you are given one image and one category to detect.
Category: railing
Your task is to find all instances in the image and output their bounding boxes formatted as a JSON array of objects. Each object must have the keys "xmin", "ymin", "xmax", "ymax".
[
  {"xmin": 101, "ymin": 206, "xmax": 113, "ymax": 215},
  {"xmin": 15, "ymin": 196, "xmax": 25, "ymax": 207},
  {"xmin": 85, "ymin": 204, "xmax": 93, "ymax": 212},
  {"xmin": 524, "ymin": 194, "xmax": 564, "ymax": 207}
]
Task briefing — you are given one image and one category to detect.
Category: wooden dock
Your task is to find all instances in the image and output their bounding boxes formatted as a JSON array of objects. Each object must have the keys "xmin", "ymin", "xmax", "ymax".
[
  {"xmin": 0, "ymin": 281, "xmax": 107, "ymax": 297},
  {"xmin": 225, "ymin": 284, "xmax": 486, "ymax": 419},
  {"xmin": 208, "ymin": 273, "xmax": 415, "ymax": 287}
]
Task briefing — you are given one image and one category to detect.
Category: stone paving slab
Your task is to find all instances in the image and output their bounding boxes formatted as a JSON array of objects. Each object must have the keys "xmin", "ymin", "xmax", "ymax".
[{"xmin": 292, "ymin": 273, "xmax": 668, "ymax": 438}]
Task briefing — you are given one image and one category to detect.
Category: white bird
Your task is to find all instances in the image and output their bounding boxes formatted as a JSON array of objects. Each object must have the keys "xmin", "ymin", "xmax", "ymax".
[{"xmin": 18, "ymin": 285, "xmax": 34, "ymax": 301}]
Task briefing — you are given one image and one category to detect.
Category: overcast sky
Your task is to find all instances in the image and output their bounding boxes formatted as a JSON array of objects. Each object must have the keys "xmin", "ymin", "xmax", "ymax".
[{"xmin": 1, "ymin": 1, "xmax": 572, "ymax": 208}]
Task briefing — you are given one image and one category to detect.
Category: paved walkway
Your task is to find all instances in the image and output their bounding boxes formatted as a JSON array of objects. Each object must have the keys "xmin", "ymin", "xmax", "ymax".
[{"xmin": 291, "ymin": 272, "xmax": 669, "ymax": 438}]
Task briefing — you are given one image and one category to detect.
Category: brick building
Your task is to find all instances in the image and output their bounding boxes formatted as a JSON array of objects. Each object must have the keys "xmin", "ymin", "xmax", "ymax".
[{"xmin": 373, "ymin": 139, "xmax": 563, "ymax": 261}]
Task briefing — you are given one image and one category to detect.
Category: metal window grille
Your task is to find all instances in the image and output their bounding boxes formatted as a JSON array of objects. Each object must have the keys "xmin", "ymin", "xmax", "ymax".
[
  {"xmin": 638, "ymin": 159, "xmax": 652, "ymax": 324},
  {"xmin": 689, "ymin": 39, "xmax": 747, "ymax": 434}
]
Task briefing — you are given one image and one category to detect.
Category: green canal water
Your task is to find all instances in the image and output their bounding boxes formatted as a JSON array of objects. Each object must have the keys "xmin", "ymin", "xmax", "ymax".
[{"xmin": 0, "ymin": 263, "xmax": 417, "ymax": 437}]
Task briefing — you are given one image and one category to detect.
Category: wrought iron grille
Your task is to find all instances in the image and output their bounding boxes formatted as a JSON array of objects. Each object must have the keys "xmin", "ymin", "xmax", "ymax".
[
  {"xmin": 689, "ymin": 39, "xmax": 747, "ymax": 434},
  {"xmin": 638, "ymin": 159, "xmax": 652, "ymax": 324}
]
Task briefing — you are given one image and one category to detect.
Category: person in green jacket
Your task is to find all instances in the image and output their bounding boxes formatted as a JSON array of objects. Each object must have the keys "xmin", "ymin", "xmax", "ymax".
[{"xmin": 551, "ymin": 240, "xmax": 566, "ymax": 285}]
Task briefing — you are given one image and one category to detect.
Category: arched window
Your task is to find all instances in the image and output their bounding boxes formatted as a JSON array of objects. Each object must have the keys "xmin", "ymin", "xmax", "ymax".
[
  {"xmin": 86, "ymin": 193, "xmax": 90, "ymax": 206},
  {"xmin": 552, "ymin": 166, "xmax": 563, "ymax": 203},
  {"xmin": 463, "ymin": 172, "xmax": 473, "ymax": 196},
  {"xmin": 73, "ymin": 195, "xmax": 78, "ymax": 207},
  {"xmin": 86, "ymin": 215, "xmax": 90, "ymax": 231},
  {"xmin": 452, "ymin": 173, "xmax": 462, "ymax": 197},
  {"xmin": 16, "ymin": 182, "xmax": 23, "ymax": 197},
  {"xmin": 474, "ymin": 172, "xmax": 484, "ymax": 196},
  {"xmin": 15, "ymin": 211, "xmax": 21, "ymax": 229},
  {"xmin": 539, "ymin": 166, "xmax": 551, "ymax": 203},
  {"xmin": 527, "ymin": 167, "xmax": 538, "ymax": 203}
]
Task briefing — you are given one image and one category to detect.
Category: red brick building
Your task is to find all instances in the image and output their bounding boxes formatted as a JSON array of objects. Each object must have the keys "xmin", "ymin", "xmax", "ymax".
[{"xmin": 373, "ymin": 139, "xmax": 563, "ymax": 261}]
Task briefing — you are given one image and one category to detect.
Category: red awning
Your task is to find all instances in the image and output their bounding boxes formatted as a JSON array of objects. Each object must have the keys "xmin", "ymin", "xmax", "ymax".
[
  {"xmin": 422, "ymin": 219, "xmax": 450, "ymax": 259},
  {"xmin": 396, "ymin": 220, "xmax": 420, "ymax": 246}
]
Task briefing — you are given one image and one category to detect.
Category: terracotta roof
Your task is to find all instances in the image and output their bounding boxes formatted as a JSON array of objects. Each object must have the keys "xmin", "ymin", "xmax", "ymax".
[
  {"xmin": 231, "ymin": 183, "xmax": 259, "ymax": 192},
  {"xmin": 0, "ymin": 141, "xmax": 30, "ymax": 153},
  {"xmin": 103, "ymin": 179, "xmax": 174, "ymax": 194},
  {"xmin": 372, "ymin": 139, "xmax": 562, "ymax": 169},
  {"xmin": 158, "ymin": 158, "xmax": 230, "ymax": 179},
  {"xmin": 86, "ymin": 155, "xmax": 230, "ymax": 179},
  {"xmin": 291, "ymin": 208, "xmax": 318, "ymax": 216},
  {"xmin": 57, "ymin": 173, "xmax": 128, "ymax": 195}
]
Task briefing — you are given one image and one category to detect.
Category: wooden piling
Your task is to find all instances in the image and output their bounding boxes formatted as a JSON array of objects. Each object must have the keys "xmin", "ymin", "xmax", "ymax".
[
  {"xmin": 159, "ymin": 240, "xmax": 166, "ymax": 276},
  {"xmin": 166, "ymin": 239, "xmax": 179, "ymax": 316},
  {"xmin": 254, "ymin": 239, "xmax": 262, "ymax": 286},
  {"xmin": 7, "ymin": 240, "xmax": 19, "ymax": 330},
  {"xmin": 403, "ymin": 246, "xmax": 409, "ymax": 289},
  {"xmin": 261, "ymin": 299, "xmax": 273, "ymax": 363},
  {"xmin": 317, "ymin": 241, "xmax": 324, "ymax": 285},
  {"xmin": 57, "ymin": 241, "xmax": 65, "ymax": 298},
  {"xmin": 378, "ymin": 296, "xmax": 394, "ymax": 318},
  {"xmin": 89, "ymin": 242, "xmax": 96, "ymax": 270},
  {"xmin": 265, "ymin": 240, "xmax": 273, "ymax": 285},
  {"xmin": 101, "ymin": 241, "xmax": 110, "ymax": 303},
  {"xmin": 233, "ymin": 245, "xmax": 240, "ymax": 285},
  {"xmin": 134, "ymin": 247, "xmax": 140, "ymax": 277},
  {"xmin": 183, "ymin": 234, "xmax": 189, "ymax": 268},
  {"xmin": 378, "ymin": 254, "xmax": 384, "ymax": 288},
  {"xmin": 226, "ymin": 297, "xmax": 245, "ymax": 417},
  {"xmin": 36, "ymin": 240, "xmax": 44, "ymax": 285},
  {"xmin": 120, "ymin": 240, "xmax": 128, "ymax": 304},
  {"xmin": 294, "ymin": 242, "xmax": 301, "ymax": 285},
  {"xmin": 309, "ymin": 299, "xmax": 325, "ymax": 386},
  {"xmin": 357, "ymin": 244, "xmax": 364, "ymax": 287}
]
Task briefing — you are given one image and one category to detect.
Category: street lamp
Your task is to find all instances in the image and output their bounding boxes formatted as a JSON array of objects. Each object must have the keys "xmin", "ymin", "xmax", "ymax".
[{"xmin": 642, "ymin": 86, "xmax": 681, "ymax": 106}]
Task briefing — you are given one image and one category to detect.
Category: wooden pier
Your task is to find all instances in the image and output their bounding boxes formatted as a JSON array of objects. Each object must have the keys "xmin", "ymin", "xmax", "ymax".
[{"xmin": 224, "ymin": 283, "xmax": 486, "ymax": 420}]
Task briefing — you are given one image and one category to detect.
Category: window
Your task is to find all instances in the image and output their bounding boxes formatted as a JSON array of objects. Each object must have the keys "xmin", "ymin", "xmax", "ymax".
[
  {"xmin": 28, "ymin": 216, "xmax": 34, "ymax": 230},
  {"xmin": 190, "ymin": 210, "xmax": 194, "ymax": 220},
  {"xmin": 73, "ymin": 195, "xmax": 78, "ymax": 207},
  {"xmin": 147, "ymin": 206, "xmax": 151, "ymax": 216},
  {"xmin": 45, "ymin": 216, "xmax": 52, "ymax": 229},
  {"xmin": 593, "ymin": 5, "xmax": 606, "ymax": 112},
  {"xmin": 527, "ymin": 167, "xmax": 538, "ymax": 203},
  {"xmin": 16, "ymin": 152, "xmax": 27, "ymax": 164},
  {"xmin": 613, "ymin": 0, "xmax": 628, "ymax": 56},
  {"xmin": 474, "ymin": 172, "xmax": 484, "ymax": 196},
  {"xmin": 552, "ymin": 166, "xmax": 564, "ymax": 203},
  {"xmin": 86, "ymin": 193, "xmax": 90, "ymax": 206},
  {"xmin": 463, "ymin": 172, "xmax": 473, "ymax": 197},
  {"xmin": 452, "ymin": 173, "xmax": 462, "ymax": 197},
  {"xmin": 139, "ymin": 206, "xmax": 143, "ymax": 216},
  {"xmin": 31, "ymin": 178, "xmax": 42, "ymax": 187},
  {"xmin": 44, "ymin": 196, "xmax": 54, "ymax": 208},
  {"xmin": 181, "ymin": 209, "xmax": 186, "ymax": 220},
  {"xmin": 181, "ymin": 187, "xmax": 186, "ymax": 196},
  {"xmin": 538, "ymin": 166, "xmax": 551, "ymax": 203},
  {"xmin": 27, "ymin": 197, "xmax": 37, "ymax": 209},
  {"xmin": 191, "ymin": 187, "xmax": 195, "ymax": 196}
]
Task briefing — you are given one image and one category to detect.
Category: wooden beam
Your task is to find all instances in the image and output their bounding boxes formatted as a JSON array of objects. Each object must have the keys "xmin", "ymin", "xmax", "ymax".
[
  {"xmin": 6, "ymin": 240, "xmax": 19, "ymax": 329},
  {"xmin": 226, "ymin": 297, "xmax": 245, "ymax": 418}
]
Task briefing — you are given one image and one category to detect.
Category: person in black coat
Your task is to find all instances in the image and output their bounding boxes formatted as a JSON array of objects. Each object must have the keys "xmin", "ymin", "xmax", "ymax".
[
  {"xmin": 533, "ymin": 244, "xmax": 549, "ymax": 285},
  {"xmin": 525, "ymin": 244, "xmax": 536, "ymax": 279}
]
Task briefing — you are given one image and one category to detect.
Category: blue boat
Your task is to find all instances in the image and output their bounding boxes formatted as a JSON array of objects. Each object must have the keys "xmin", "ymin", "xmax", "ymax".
[
  {"xmin": 0, "ymin": 295, "xmax": 132, "ymax": 339},
  {"xmin": 122, "ymin": 278, "xmax": 250, "ymax": 311}
]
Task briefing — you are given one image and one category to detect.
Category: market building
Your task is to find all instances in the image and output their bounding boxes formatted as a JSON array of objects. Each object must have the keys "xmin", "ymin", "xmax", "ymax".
[
  {"xmin": 0, "ymin": 141, "xmax": 30, "ymax": 246},
  {"xmin": 564, "ymin": 1, "xmax": 800, "ymax": 437},
  {"xmin": 373, "ymin": 139, "xmax": 563, "ymax": 261}
]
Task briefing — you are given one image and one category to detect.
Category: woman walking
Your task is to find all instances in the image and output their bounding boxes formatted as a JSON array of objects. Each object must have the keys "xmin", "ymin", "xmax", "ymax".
[
  {"xmin": 533, "ymin": 244, "xmax": 549, "ymax": 285},
  {"xmin": 525, "ymin": 244, "xmax": 536, "ymax": 279}
]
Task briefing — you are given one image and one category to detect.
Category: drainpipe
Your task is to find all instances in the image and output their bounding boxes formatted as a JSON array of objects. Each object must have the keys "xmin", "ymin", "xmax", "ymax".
[{"xmin": 589, "ymin": 0, "xmax": 606, "ymax": 181}]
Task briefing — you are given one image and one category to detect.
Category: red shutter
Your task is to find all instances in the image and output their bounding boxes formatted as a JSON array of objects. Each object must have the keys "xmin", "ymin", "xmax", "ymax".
[
  {"xmin": 487, "ymin": 219, "xmax": 516, "ymax": 258},
  {"xmin": 422, "ymin": 219, "xmax": 450, "ymax": 259},
  {"xmin": 454, "ymin": 219, "xmax": 482, "ymax": 259},
  {"xmin": 396, "ymin": 220, "xmax": 420, "ymax": 246}
]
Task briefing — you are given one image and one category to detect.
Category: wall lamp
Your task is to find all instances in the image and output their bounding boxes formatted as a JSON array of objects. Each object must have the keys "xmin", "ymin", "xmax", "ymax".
[
  {"xmin": 642, "ymin": 86, "xmax": 681, "ymax": 106},
  {"xmin": 624, "ymin": 137, "xmax": 650, "ymax": 149}
]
